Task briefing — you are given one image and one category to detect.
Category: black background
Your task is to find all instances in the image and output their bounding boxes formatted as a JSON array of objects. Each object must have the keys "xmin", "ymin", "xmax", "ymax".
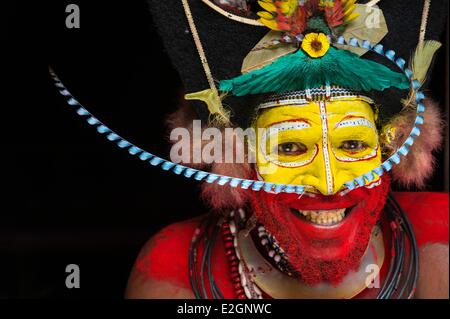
[{"xmin": 4, "ymin": 0, "xmax": 448, "ymax": 298}]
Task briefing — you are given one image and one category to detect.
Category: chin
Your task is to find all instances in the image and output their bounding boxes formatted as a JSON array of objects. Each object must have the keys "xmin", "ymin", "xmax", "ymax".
[{"xmin": 249, "ymin": 175, "xmax": 391, "ymax": 285}]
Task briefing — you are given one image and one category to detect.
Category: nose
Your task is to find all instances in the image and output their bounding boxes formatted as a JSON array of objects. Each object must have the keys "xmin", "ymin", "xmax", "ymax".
[{"xmin": 304, "ymin": 150, "xmax": 337, "ymax": 195}]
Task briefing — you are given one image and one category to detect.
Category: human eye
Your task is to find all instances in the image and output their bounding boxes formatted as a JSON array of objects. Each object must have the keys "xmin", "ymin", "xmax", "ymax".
[
  {"xmin": 338, "ymin": 140, "xmax": 369, "ymax": 153},
  {"xmin": 277, "ymin": 142, "xmax": 307, "ymax": 156}
]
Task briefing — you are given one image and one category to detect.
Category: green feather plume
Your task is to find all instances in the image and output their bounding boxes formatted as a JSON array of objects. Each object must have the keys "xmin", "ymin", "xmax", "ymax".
[{"xmin": 219, "ymin": 47, "xmax": 410, "ymax": 96}]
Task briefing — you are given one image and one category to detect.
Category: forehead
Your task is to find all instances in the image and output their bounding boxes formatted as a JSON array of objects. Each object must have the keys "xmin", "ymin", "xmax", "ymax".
[{"xmin": 256, "ymin": 100, "xmax": 376, "ymax": 127}]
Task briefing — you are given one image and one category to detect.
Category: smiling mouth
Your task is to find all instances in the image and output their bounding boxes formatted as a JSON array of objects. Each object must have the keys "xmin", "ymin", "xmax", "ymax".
[{"xmin": 291, "ymin": 207, "xmax": 353, "ymax": 226}]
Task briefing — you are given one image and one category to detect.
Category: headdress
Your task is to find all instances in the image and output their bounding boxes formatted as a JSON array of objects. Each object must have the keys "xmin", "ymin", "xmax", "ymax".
[{"xmin": 50, "ymin": 0, "xmax": 447, "ymax": 199}]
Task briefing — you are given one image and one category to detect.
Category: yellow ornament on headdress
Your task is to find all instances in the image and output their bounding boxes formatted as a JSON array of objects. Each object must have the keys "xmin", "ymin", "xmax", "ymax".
[{"xmin": 301, "ymin": 33, "xmax": 330, "ymax": 58}]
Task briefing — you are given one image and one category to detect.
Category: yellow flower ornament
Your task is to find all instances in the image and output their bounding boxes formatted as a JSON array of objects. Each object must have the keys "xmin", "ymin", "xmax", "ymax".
[{"xmin": 301, "ymin": 33, "xmax": 330, "ymax": 58}]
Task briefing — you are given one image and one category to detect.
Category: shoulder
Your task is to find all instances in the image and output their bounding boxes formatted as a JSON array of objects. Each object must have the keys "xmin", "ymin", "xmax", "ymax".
[
  {"xmin": 416, "ymin": 242, "xmax": 449, "ymax": 298},
  {"xmin": 393, "ymin": 192, "xmax": 448, "ymax": 246},
  {"xmin": 125, "ymin": 216, "xmax": 204, "ymax": 298},
  {"xmin": 393, "ymin": 192, "xmax": 449, "ymax": 298},
  {"xmin": 394, "ymin": 191, "xmax": 448, "ymax": 210}
]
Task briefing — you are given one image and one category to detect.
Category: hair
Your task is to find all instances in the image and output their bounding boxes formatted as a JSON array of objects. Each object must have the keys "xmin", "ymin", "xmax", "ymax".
[{"xmin": 381, "ymin": 98, "xmax": 444, "ymax": 189}]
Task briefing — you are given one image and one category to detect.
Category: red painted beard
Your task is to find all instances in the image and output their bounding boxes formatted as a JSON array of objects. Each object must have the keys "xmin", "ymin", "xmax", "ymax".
[{"xmin": 248, "ymin": 175, "xmax": 391, "ymax": 286}]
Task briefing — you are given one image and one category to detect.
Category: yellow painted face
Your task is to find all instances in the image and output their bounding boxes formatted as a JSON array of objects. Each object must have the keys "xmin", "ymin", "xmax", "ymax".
[{"xmin": 255, "ymin": 100, "xmax": 381, "ymax": 195}]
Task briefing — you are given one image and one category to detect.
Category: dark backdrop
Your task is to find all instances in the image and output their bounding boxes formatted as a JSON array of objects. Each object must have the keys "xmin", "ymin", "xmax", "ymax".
[{"xmin": 4, "ymin": 0, "xmax": 448, "ymax": 298}]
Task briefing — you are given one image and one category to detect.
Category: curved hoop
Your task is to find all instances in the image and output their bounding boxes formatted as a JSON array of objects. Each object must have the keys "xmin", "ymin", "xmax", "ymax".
[
  {"xmin": 49, "ymin": 67, "xmax": 306, "ymax": 195},
  {"xmin": 335, "ymin": 37, "xmax": 424, "ymax": 191},
  {"xmin": 49, "ymin": 36, "xmax": 423, "ymax": 195}
]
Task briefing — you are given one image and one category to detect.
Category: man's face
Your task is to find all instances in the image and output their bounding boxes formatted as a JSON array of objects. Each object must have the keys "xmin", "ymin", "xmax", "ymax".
[
  {"xmin": 251, "ymin": 99, "xmax": 389, "ymax": 285},
  {"xmin": 255, "ymin": 100, "xmax": 382, "ymax": 195}
]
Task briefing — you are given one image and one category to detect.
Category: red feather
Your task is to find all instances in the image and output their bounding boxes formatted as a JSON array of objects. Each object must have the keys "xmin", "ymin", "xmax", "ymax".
[
  {"xmin": 289, "ymin": 6, "xmax": 308, "ymax": 35},
  {"xmin": 324, "ymin": 0, "xmax": 345, "ymax": 28}
]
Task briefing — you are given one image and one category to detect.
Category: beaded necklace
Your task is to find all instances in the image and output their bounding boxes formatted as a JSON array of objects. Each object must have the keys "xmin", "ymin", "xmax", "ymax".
[{"xmin": 188, "ymin": 192, "xmax": 418, "ymax": 299}]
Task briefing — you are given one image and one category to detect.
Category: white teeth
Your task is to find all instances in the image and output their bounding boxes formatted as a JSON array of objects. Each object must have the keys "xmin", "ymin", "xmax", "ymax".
[{"xmin": 296, "ymin": 208, "xmax": 347, "ymax": 225}]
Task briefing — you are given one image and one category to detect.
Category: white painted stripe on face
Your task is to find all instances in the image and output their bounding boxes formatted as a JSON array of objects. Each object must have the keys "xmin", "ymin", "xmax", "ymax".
[
  {"xmin": 319, "ymin": 101, "xmax": 334, "ymax": 195},
  {"xmin": 268, "ymin": 145, "xmax": 318, "ymax": 168},
  {"xmin": 331, "ymin": 145, "xmax": 378, "ymax": 162},
  {"xmin": 267, "ymin": 121, "xmax": 310, "ymax": 133},
  {"xmin": 335, "ymin": 118, "xmax": 375, "ymax": 130},
  {"xmin": 260, "ymin": 121, "xmax": 316, "ymax": 168},
  {"xmin": 333, "ymin": 117, "xmax": 379, "ymax": 162}
]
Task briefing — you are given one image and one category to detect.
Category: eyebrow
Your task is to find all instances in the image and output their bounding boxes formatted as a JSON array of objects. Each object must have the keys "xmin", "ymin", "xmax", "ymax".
[
  {"xmin": 267, "ymin": 118, "xmax": 312, "ymax": 126},
  {"xmin": 334, "ymin": 116, "xmax": 375, "ymax": 130}
]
